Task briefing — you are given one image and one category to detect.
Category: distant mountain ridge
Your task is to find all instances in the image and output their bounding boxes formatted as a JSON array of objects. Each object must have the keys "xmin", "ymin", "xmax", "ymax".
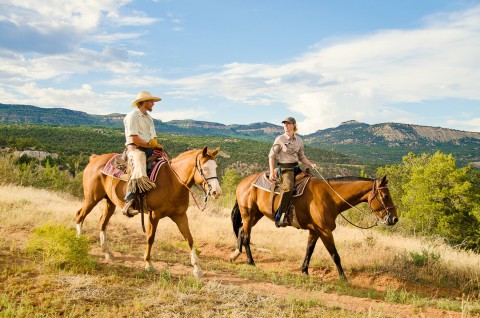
[
  {"xmin": 1, "ymin": 103, "xmax": 479, "ymax": 167},
  {"xmin": 0, "ymin": 103, "xmax": 283, "ymax": 141}
]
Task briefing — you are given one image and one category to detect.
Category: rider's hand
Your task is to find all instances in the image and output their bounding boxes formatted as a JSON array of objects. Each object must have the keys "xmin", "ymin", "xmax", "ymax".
[
  {"xmin": 311, "ymin": 163, "xmax": 317, "ymax": 170},
  {"xmin": 269, "ymin": 170, "xmax": 278, "ymax": 182},
  {"xmin": 148, "ymin": 138, "xmax": 163, "ymax": 150},
  {"xmin": 148, "ymin": 138, "xmax": 158, "ymax": 149}
]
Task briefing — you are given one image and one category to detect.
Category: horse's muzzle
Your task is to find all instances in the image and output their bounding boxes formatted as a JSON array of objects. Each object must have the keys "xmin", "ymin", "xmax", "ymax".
[
  {"xmin": 387, "ymin": 216, "xmax": 398, "ymax": 226},
  {"xmin": 211, "ymin": 191, "xmax": 221, "ymax": 199}
]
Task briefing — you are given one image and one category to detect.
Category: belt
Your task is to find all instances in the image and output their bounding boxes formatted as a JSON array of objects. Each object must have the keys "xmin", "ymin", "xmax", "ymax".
[{"xmin": 278, "ymin": 162, "xmax": 298, "ymax": 168}]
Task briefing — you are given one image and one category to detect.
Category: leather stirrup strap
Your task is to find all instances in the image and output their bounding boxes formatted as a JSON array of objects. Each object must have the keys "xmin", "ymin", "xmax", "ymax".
[{"xmin": 270, "ymin": 181, "xmax": 277, "ymax": 216}]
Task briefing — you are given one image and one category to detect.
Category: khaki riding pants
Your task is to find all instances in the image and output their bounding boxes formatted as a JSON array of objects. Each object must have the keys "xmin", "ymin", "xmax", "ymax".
[
  {"xmin": 126, "ymin": 145, "xmax": 156, "ymax": 195},
  {"xmin": 276, "ymin": 167, "xmax": 294, "ymax": 221}
]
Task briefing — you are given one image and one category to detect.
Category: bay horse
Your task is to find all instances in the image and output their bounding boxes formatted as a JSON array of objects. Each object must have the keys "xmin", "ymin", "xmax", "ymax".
[
  {"xmin": 229, "ymin": 174, "xmax": 398, "ymax": 280},
  {"xmin": 75, "ymin": 147, "xmax": 222, "ymax": 277}
]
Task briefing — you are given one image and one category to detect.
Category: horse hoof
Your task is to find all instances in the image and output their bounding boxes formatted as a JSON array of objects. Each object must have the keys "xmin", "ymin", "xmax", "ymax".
[
  {"xmin": 145, "ymin": 265, "xmax": 156, "ymax": 273},
  {"xmin": 105, "ymin": 252, "xmax": 115, "ymax": 261},
  {"xmin": 229, "ymin": 249, "xmax": 241, "ymax": 262}
]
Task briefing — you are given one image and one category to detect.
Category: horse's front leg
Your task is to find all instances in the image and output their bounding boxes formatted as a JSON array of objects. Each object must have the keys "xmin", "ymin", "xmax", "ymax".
[
  {"xmin": 99, "ymin": 198, "xmax": 116, "ymax": 261},
  {"xmin": 75, "ymin": 196, "xmax": 103, "ymax": 238},
  {"xmin": 171, "ymin": 213, "xmax": 203, "ymax": 277},
  {"xmin": 301, "ymin": 231, "xmax": 319, "ymax": 275},
  {"xmin": 318, "ymin": 229, "xmax": 347, "ymax": 281},
  {"xmin": 144, "ymin": 213, "xmax": 160, "ymax": 272}
]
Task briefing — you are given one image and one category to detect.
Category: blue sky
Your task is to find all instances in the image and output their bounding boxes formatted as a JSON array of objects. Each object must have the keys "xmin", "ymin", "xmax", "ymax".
[{"xmin": 1, "ymin": 0, "xmax": 480, "ymax": 134}]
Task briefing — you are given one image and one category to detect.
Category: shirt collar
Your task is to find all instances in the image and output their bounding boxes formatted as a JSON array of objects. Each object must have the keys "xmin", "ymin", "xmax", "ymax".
[
  {"xmin": 134, "ymin": 108, "xmax": 147, "ymax": 117},
  {"xmin": 283, "ymin": 132, "xmax": 296, "ymax": 140}
]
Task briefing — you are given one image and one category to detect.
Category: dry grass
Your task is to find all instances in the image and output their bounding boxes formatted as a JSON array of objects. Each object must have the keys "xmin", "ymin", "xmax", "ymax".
[{"xmin": 1, "ymin": 184, "xmax": 480, "ymax": 317}]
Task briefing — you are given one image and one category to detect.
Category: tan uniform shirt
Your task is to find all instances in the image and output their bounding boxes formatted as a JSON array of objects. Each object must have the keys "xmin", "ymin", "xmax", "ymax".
[
  {"xmin": 268, "ymin": 133, "xmax": 306, "ymax": 163},
  {"xmin": 123, "ymin": 108, "xmax": 156, "ymax": 146}
]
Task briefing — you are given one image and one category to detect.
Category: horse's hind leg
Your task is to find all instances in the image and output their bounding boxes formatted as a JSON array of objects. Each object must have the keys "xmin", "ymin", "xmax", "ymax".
[
  {"xmin": 170, "ymin": 213, "xmax": 203, "ymax": 277},
  {"xmin": 99, "ymin": 198, "xmax": 116, "ymax": 261},
  {"xmin": 301, "ymin": 231, "xmax": 319, "ymax": 275},
  {"xmin": 242, "ymin": 211, "xmax": 262, "ymax": 266}
]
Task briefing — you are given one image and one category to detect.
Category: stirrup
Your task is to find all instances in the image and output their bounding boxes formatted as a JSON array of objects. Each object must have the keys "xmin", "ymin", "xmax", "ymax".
[
  {"xmin": 122, "ymin": 200, "xmax": 139, "ymax": 217},
  {"xmin": 275, "ymin": 213, "xmax": 289, "ymax": 228}
]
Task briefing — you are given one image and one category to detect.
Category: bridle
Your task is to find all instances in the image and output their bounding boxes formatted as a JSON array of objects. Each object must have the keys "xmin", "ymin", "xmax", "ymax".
[
  {"xmin": 194, "ymin": 153, "xmax": 219, "ymax": 206},
  {"xmin": 313, "ymin": 167, "xmax": 396, "ymax": 229},
  {"xmin": 367, "ymin": 181, "xmax": 397, "ymax": 225}
]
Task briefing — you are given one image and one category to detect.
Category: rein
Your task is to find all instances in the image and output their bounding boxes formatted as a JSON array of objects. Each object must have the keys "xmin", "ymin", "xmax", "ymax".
[
  {"xmin": 312, "ymin": 168, "xmax": 390, "ymax": 229},
  {"xmin": 161, "ymin": 151, "xmax": 218, "ymax": 211}
]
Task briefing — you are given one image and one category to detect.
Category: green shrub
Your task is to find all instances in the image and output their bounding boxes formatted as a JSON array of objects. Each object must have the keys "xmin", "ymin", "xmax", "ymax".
[
  {"xmin": 409, "ymin": 247, "xmax": 441, "ymax": 267},
  {"xmin": 26, "ymin": 224, "xmax": 96, "ymax": 273}
]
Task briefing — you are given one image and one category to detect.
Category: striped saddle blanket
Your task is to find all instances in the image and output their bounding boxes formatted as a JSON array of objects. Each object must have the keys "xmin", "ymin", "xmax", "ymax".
[
  {"xmin": 252, "ymin": 172, "xmax": 311, "ymax": 197},
  {"xmin": 101, "ymin": 154, "xmax": 167, "ymax": 183}
]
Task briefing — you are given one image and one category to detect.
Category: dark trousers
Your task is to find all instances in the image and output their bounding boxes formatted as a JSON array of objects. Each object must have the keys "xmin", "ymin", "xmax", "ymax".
[{"xmin": 275, "ymin": 165, "xmax": 301, "ymax": 222}]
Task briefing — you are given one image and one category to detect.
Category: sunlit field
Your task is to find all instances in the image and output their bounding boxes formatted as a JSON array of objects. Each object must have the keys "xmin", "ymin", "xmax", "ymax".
[{"xmin": 1, "ymin": 184, "xmax": 479, "ymax": 317}]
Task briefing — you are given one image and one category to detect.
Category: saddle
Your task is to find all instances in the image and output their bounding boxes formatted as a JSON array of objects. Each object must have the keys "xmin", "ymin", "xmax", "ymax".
[
  {"xmin": 101, "ymin": 153, "xmax": 167, "ymax": 183},
  {"xmin": 252, "ymin": 169, "xmax": 312, "ymax": 229},
  {"xmin": 252, "ymin": 168, "xmax": 311, "ymax": 196}
]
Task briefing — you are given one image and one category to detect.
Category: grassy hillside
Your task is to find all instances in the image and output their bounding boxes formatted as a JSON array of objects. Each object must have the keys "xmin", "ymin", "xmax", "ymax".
[{"xmin": 0, "ymin": 124, "xmax": 364, "ymax": 177}]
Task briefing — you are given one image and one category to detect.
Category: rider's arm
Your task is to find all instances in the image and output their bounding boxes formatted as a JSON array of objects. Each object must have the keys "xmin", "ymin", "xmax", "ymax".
[{"xmin": 130, "ymin": 135, "xmax": 150, "ymax": 148}]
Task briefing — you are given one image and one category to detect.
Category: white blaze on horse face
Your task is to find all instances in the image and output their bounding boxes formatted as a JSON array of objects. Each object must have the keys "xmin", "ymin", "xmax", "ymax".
[{"xmin": 203, "ymin": 160, "xmax": 222, "ymax": 198}]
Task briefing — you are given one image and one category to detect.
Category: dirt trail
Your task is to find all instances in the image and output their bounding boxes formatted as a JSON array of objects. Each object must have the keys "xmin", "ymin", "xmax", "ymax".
[{"xmin": 92, "ymin": 243, "xmax": 466, "ymax": 318}]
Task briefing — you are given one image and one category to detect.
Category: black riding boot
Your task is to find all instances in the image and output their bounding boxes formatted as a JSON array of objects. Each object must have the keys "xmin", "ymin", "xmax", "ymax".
[{"xmin": 275, "ymin": 191, "xmax": 293, "ymax": 227}]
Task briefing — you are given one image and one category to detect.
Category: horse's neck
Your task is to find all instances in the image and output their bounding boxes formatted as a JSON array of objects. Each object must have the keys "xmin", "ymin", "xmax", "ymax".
[
  {"xmin": 329, "ymin": 180, "xmax": 372, "ymax": 210},
  {"xmin": 170, "ymin": 156, "xmax": 196, "ymax": 187}
]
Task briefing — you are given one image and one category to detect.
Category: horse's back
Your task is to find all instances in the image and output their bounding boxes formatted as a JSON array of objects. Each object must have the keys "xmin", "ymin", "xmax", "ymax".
[
  {"xmin": 235, "ymin": 172, "xmax": 265, "ymax": 209},
  {"xmin": 82, "ymin": 153, "xmax": 118, "ymax": 196},
  {"xmin": 236, "ymin": 172, "xmax": 262, "ymax": 194},
  {"xmin": 86, "ymin": 153, "xmax": 117, "ymax": 170}
]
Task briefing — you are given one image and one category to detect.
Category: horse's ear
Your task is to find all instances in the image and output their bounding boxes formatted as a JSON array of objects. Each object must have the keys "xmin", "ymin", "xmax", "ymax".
[
  {"xmin": 380, "ymin": 175, "xmax": 388, "ymax": 185},
  {"xmin": 202, "ymin": 146, "xmax": 208, "ymax": 156},
  {"xmin": 211, "ymin": 147, "xmax": 220, "ymax": 157}
]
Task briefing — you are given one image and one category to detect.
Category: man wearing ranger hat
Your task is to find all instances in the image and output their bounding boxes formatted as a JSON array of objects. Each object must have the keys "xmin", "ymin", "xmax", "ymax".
[
  {"xmin": 268, "ymin": 116, "xmax": 317, "ymax": 227},
  {"xmin": 122, "ymin": 91, "xmax": 164, "ymax": 217}
]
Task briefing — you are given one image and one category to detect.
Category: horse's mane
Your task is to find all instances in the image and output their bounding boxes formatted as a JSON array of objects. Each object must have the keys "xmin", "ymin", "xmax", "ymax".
[
  {"xmin": 171, "ymin": 149, "xmax": 198, "ymax": 162},
  {"xmin": 326, "ymin": 176, "xmax": 374, "ymax": 182}
]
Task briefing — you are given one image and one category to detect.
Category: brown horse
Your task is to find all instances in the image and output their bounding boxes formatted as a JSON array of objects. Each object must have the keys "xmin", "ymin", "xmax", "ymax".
[
  {"xmin": 75, "ymin": 147, "xmax": 222, "ymax": 277},
  {"xmin": 229, "ymin": 174, "xmax": 398, "ymax": 280}
]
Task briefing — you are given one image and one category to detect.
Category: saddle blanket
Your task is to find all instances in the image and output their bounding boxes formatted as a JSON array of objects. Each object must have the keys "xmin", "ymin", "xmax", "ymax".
[
  {"xmin": 101, "ymin": 154, "xmax": 167, "ymax": 183},
  {"xmin": 252, "ymin": 172, "xmax": 310, "ymax": 197}
]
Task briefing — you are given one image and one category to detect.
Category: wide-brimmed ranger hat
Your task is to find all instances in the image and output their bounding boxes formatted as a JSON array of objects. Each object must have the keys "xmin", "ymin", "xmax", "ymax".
[
  {"xmin": 131, "ymin": 91, "xmax": 161, "ymax": 107},
  {"xmin": 281, "ymin": 117, "xmax": 296, "ymax": 124}
]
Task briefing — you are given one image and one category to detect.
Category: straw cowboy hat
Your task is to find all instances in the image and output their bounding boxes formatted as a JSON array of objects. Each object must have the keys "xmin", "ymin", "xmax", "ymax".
[{"xmin": 131, "ymin": 91, "xmax": 161, "ymax": 107}]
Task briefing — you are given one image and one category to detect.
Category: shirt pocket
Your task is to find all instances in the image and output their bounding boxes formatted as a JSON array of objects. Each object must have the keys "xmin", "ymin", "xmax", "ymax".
[{"xmin": 284, "ymin": 142, "xmax": 300, "ymax": 154}]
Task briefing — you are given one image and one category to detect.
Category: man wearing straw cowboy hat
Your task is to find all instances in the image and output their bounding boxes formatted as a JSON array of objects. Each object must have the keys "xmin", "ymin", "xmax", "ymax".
[
  {"xmin": 123, "ymin": 91, "xmax": 164, "ymax": 217},
  {"xmin": 268, "ymin": 116, "xmax": 317, "ymax": 227}
]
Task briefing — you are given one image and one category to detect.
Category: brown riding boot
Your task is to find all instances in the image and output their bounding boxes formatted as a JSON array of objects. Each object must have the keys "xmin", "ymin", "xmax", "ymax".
[
  {"xmin": 275, "ymin": 191, "xmax": 293, "ymax": 228},
  {"xmin": 123, "ymin": 194, "xmax": 139, "ymax": 217}
]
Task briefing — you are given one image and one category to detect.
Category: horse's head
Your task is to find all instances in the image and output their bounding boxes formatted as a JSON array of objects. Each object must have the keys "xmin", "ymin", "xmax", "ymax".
[
  {"xmin": 367, "ymin": 176, "xmax": 398, "ymax": 226},
  {"xmin": 194, "ymin": 146, "xmax": 222, "ymax": 199}
]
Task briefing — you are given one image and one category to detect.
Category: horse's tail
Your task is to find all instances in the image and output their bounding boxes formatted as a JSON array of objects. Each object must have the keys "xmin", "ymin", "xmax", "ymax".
[{"xmin": 231, "ymin": 200, "xmax": 243, "ymax": 238}]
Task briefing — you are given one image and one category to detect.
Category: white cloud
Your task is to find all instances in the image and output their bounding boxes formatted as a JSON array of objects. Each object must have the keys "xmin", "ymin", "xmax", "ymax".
[
  {"xmin": 2, "ymin": 0, "xmax": 133, "ymax": 32},
  {"xmin": 446, "ymin": 118, "xmax": 480, "ymax": 133},
  {"xmin": 165, "ymin": 4, "xmax": 480, "ymax": 133}
]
